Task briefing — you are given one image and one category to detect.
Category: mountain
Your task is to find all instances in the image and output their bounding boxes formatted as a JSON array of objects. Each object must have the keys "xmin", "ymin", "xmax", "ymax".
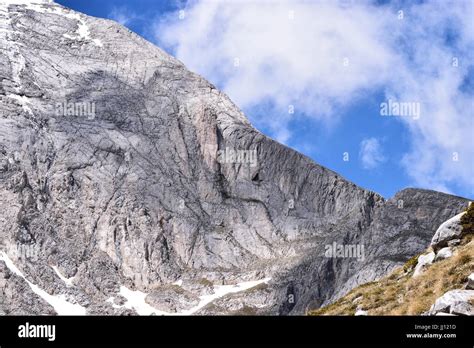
[{"xmin": 0, "ymin": 0, "xmax": 470, "ymax": 315}]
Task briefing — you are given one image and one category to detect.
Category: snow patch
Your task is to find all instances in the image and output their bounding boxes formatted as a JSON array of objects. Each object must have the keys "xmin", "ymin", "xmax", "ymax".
[
  {"xmin": 0, "ymin": 251, "xmax": 86, "ymax": 315},
  {"xmin": 55, "ymin": 10, "xmax": 102, "ymax": 46},
  {"xmin": 182, "ymin": 277, "xmax": 272, "ymax": 315},
  {"xmin": 172, "ymin": 279, "xmax": 183, "ymax": 286},
  {"xmin": 118, "ymin": 286, "xmax": 169, "ymax": 316},
  {"xmin": 51, "ymin": 265, "xmax": 75, "ymax": 287},
  {"xmin": 6, "ymin": 94, "xmax": 33, "ymax": 114},
  {"xmin": 1, "ymin": 0, "xmax": 102, "ymax": 46},
  {"xmin": 106, "ymin": 297, "xmax": 123, "ymax": 309},
  {"xmin": 111, "ymin": 277, "xmax": 271, "ymax": 316}
]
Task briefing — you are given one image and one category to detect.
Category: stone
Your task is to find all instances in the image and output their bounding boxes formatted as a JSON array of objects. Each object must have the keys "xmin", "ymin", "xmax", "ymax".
[
  {"xmin": 450, "ymin": 301, "xmax": 473, "ymax": 316},
  {"xmin": 413, "ymin": 252, "xmax": 435, "ymax": 277},
  {"xmin": 447, "ymin": 239, "xmax": 461, "ymax": 247},
  {"xmin": 434, "ymin": 247, "xmax": 453, "ymax": 262},
  {"xmin": 430, "ymin": 290, "xmax": 474, "ymax": 313},
  {"xmin": 467, "ymin": 273, "xmax": 474, "ymax": 290},
  {"xmin": 430, "ymin": 213, "xmax": 465, "ymax": 251}
]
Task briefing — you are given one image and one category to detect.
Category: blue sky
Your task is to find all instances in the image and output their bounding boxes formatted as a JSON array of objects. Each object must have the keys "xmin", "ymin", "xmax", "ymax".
[{"xmin": 56, "ymin": 0, "xmax": 473, "ymax": 199}]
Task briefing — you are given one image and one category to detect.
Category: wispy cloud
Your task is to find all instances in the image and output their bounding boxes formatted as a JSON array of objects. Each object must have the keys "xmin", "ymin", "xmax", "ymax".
[
  {"xmin": 154, "ymin": 0, "xmax": 474, "ymax": 195},
  {"xmin": 108, "ymin": 6, "xmax": 138, "ymax": 26},
  {"xmin": 360, "ymin": 138, "xmax": 385, "ymax": 170}
]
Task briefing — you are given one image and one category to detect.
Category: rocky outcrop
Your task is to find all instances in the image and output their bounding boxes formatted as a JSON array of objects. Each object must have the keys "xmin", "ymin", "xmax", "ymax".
[
  {"xmin": 0, "ymin": 260, "xmax": 55, "ymax": 315},
  {"xmin": 431, "ymin": 212, "xmax": 465, "ymax": 251},
  {"xmin": 434, "ymin": 247, "xmax": 453, "ymax": 261},
  {"xmin": 0, "ymin": 0, "xmax": 471, "ymax": 315},
  {"xmin": 413, "ymin": 252, "xmax": 435, "ymax": 277},
  {"xmin": 426, "ymin": 290, "xmax": 474, "ymax": 316}
]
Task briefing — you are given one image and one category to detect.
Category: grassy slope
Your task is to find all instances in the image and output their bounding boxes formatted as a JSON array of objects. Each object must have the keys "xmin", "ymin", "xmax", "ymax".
[{"xmin": 309, "ymin": 203, "xmax": 474, "ymax": 316}]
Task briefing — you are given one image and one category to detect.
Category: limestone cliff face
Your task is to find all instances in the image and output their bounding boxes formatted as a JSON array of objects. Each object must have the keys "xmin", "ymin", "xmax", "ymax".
[{"xmin": 0, "ymin": 0, "xmax": 469, "ymax": 315}]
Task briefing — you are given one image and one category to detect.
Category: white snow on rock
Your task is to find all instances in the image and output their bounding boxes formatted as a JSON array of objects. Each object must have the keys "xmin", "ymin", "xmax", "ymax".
[
  {"xmin": 0, "ymin": 251, "xmax": 86, "ymax": 315},
  {"xmin": 181, "ymin": 277, "xmax": 272, "ymax": 315},
  {"xmin": 118, "ymin": 286, "xmax": 170, "ymax": 315},
  {"xmin": 1, "ymin": 0, "xmax": 102, "ymax": 46},
  {"xmin": 355, "ymin": 309, "xmax": 368, "ymax": 316},
  {"xmin": 113, "ymin": 278, "xmax": 272, "ymax": 316},
  {"xmin": 51, "ymin": 265, "xmax": 75, "ymax": 287},
  {"xmin": 105, "ymin": 297, "xmax": 123, "ymax": 309},
  {"xmin": 172, "ymin": 279, "xmax": 183, "ymax": 287},
  {"xmin": 6, "ymin": 94, "xmax": 33, "ymax": 115},
  {"xmin": 61, "ymin": 12, "xmax": 102, "ymax": 46}
]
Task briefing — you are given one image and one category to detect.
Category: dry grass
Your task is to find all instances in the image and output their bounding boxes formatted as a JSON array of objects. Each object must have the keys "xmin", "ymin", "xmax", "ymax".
[{"xmin": 308, "ymin": 233, "xmax": 474, "ymax": 316}]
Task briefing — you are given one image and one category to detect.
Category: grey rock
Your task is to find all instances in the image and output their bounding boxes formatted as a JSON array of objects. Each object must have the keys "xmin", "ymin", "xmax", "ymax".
[
  {"xmin": 450, "ymin": 301, "xmax": 473, "ymax": 316},
  {"xmin": 447, "ymin": 239, "xmax": 461, "ymax": 247},
  {"xmin": 145, "ymin": 285, "xmax": 199, "ymax": 313},
  {"xmin": 429, "ymin": 290, "xmax": 474, "ymax": 314},
  {"xmin": 467, "ymin": 273, "xmax": 474, "ymax": 290},
  {"xmin": 0, "ymin": 260, "xmax": 56, "ymax": 315},
  {"xmin": 430, "ymin": 212, "xmax": 465, "ymax": 251},
  {"xmin": 0, "ymin": 1, "xmax": 471, "ymax": 315},
  {"xmin": 434, "ymin": 247, "xmax": 453, "ymax": 262},
  {"xmin": 413, "ymin": 252, "xmax": 435, "ymax": 277}
]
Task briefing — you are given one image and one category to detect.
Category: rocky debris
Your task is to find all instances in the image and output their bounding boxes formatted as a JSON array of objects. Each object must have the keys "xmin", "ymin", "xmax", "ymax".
[
  {"xmin": 195, "ymin": 282, "xmax": 273, "ymax": 315},
  {"xmin": 0, "ymin": 260, "xmax": 56, "ymax": 315},
  {"xmin": 413, "ymin": 252, "xmax": 435, "ymax": 277},
  {"xmin": 426, "ymin": 290, "xmax": 474, "ymax": 316},
  {"xmin": 431, "ymin": 212, "xmax": 465, "ymax": 251},
  {"xmin": 467, "ymin": 273, "xmax": 474, "ymax": 290},
  {"xmin": 0, "ymin": 0, "xmax": 471, "ymax": 315},
  {"xmin": 145, "ymin": 285, "xmax": 199, "ymax": 313},
  {"xmin": 434, "ymin": 247, "xmax": 453, "ymax": 262}
]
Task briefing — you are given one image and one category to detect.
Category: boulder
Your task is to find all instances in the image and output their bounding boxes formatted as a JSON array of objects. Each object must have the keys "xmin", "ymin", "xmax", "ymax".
[
  {"xmin": 413, "ymin": 252, "xmax": 435, "ymax": 277},
  {"xmin": 434, "ymin": 247, "xmax": 453, "ymax": 262},
  {"xmin": 429, "ymin": 290, "xmax": 474, "ymax": 314},
  {"xmin": 450, "ymin": 301, "xmax": 474, "ymax": 316},
  {"xmin": 430, "ymin": 212, "xmax": 465, "ymax": 251}
]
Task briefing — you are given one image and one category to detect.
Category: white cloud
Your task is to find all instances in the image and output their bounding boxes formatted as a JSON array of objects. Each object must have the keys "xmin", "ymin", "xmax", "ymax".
[
  {"xmin": 155, "ymin": 0, "xmax": 395, "ymax": 143},
  {"xmin": 109, "ymin": 6, "xmax": 138, "ymax": 26},
  {"xmin": 360, "ymin": 138, "xmax": 385, "ymax": 170},
  {"xmin": 154, "ymin": 0, "xmax": 474, "ymax": 195}
]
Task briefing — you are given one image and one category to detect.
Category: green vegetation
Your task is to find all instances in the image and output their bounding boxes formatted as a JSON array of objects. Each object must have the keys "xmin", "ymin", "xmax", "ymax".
[{"xmin": 461, "ymin": 202, "xmax": 474, "ymax": 235}]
